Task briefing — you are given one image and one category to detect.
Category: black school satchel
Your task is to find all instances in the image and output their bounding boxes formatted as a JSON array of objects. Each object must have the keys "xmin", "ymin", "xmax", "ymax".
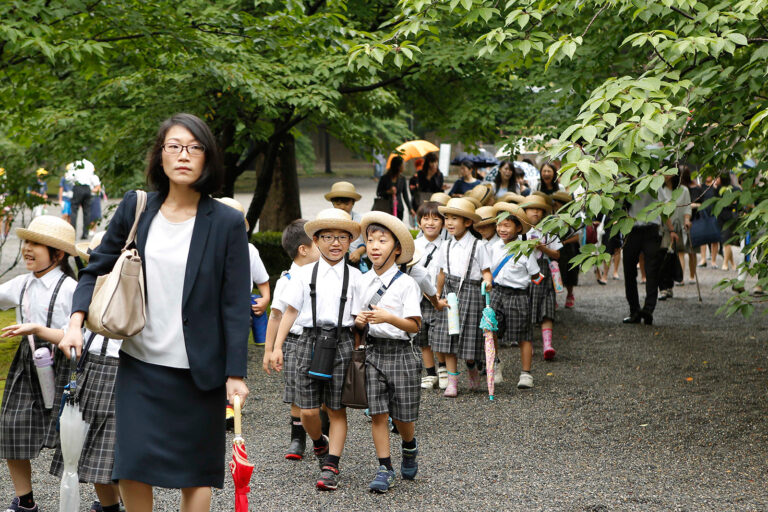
[{"xmin": 307, "ymin": 263, "xmax": 349, "ymax": 381}]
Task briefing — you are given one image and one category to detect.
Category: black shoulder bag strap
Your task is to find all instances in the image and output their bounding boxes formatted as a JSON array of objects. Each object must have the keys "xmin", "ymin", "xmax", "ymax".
[
  {"xmin": 309, "ymin": 262, "xmax": 320, "ymax": 338},
  {"xmin": 336, "ymin": 264, "xmax": 350, "ymax": 341},
  {"xmin": 309, "ymin": 262, "xmax": 350, "ymax": 341},
  {"xmin": 423, "ymin": 245, "xmax": 438, "ymax": 268},
  {"xmin": 366, "ymin": 270, "xmax": 403, "ymax": 310},
  {"xmin": 458, "ymin": 239, "xmax": 478, "ymax": 295}
]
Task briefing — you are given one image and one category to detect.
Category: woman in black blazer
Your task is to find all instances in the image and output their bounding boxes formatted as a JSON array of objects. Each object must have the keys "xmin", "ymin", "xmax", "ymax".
[
  {"xmin": 376, "ymin": 155, "xmax": 414, "ymax": 220},
  {"xmin": 59, "ymin": 113, "xmax": 250, "ymax": 511}
]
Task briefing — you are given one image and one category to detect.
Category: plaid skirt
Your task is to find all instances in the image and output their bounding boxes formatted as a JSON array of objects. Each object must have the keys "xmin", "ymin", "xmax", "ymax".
[
  {"xmin": 294, "ymin": 328, "xmax": 354, "ymax": 411},
  {"xmin": 432, "ymin": 275, "xmax": 484, "ymax": 361},
  {"xmin": 282, "ymin": 332, "xmax": 301, "ymax": 404},
  {"xmin": 365, "ymin": 337, "xmax": 422, "ymax": 423},
  {"xmin": 50, "ymin": 354, "xmax": 118, "ymax": 484},
  {"xmin": 491, "ymin": 286, "xmax": 532, "ymax": 345},
  {"xmin": 0, "ymin": 340, "xmax": 68, "ymax": 459},
  {"xmin": 531, "ymin": 257, "xmax": 557, "ymax": 324},
  {"xmin": 413, "ymin": 297, "xmax": 436, "ymax": 348}
]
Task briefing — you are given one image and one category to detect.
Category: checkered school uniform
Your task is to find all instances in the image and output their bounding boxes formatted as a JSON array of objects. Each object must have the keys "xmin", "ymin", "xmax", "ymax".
[
  {"xmin": 0, "ymin": 270, "xmax": 76, "ymax": 460},
  {"xmin": 281, "ymin": 259, "xmax": 362, "ymax": 411},
  {"xmin": 411, "ymin": 237, "xmax": 442, "ymax": 348},
  {"xmin": 431, "ymin": 234, "xmax": 489, "ymax": 361},
  {"xmin": 487, "ymin": 239, "xmax": 540, "ymax": 345},
  {"xmin": 355, "ymin": 265, "xmax": 423, "ymax": 422},
  {"xmin": 50, "ymin": 332, "xmax": 121, "ymax": 484},
  {"xmin": 528, "ymin": 228, "xmax": 563, "ymax": 323},
  {"xmin": 272, "ymin": 264, "xmax": 305, "ymax": 405}
]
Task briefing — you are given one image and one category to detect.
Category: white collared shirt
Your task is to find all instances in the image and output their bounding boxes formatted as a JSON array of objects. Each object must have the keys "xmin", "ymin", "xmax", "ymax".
[
  {"xmin": 350, "ymin": 211, "xmax": 365, "ymax": 251},
  {"xmin": 406, "ymin": 264, "xmax": 436, "ymax": 297},
  {"xmin": 249, "ymin": 244, "xmax": 269, "ymax": 285},
  {"xmin": 527, "ymin": 227, "xmax": 563, "ymax": 261},
  {"xmin": 353, "ymin": 264, "xmax": 422, "ymax": 340},
  {"xmin": 437, "ymin": 232, "xmax": 489, "ymax": 281},
  {"xmin": 271, "ymin": 262, "xmax": 304, "ymax": 336},
  {"xmin": 283, "ymin": 257, "xmax": 362, "ymax": 328},
  {"xmin": 486, "ymin": 238, "xmax": 540, "ymax": 289},
  {"xmin": 484, "ymin": 234, "xmax": 500, "ymax": 247},
  {"xmin": 0, "ymin": 269, "xmax": 76, "ymax": 329},
  {"xmin": 413, "ymin": 235, "xmax": 443, "ymax": 287}
]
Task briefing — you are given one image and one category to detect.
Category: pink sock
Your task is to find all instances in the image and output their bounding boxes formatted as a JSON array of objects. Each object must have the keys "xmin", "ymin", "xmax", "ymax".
[{"xmin": 542, "ymin": 328, "xmax": 553, "ymax": 348}]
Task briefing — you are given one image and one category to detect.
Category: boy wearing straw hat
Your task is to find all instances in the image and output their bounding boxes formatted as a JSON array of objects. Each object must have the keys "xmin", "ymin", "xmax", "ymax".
[
  {"xmin": 432, "ymin": 198, "xmax": 492, "ymax": 397},
  {"xmin": 353, "ymin": 212, "xmax": 422, "ymax": 493},
  {"xmin": 0, "ymin": 215, "xmax": 78, "ymax": 512},
  {"xmin": 325, "ymin": 181, "xmax": 367, "ymax": 269},
  {"xmin": 487, "ymin": 203, "xmax": 542, "ymax": 389},
  {"xmin": 520, "ymin": 195, "xmax": 562, "ymax": 363},
  {"xmin": 271, "ymin": 209, "xmax": 362, "ymax": 491}
]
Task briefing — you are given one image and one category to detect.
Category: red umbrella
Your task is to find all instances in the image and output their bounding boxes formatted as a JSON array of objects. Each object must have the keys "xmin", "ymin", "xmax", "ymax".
[{"xmin": 229, "ymin": 395, "xmax": 253, "ymax": 512}]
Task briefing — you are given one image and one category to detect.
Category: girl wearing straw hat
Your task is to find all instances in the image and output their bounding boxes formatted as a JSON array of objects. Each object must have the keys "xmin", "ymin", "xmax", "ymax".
[
  {"xmin": 354, "ymin": 212, "xmax": 423, "ymax": 493},
  {"xmin": 433, "ymin": 198, "xmax": 492, "ymax": 397},
  {"xmin": 59, "ymin": 113, "xmax": 251, "ymax": 511},
  {"xmin": 50, "ymin": 232, "xmax": 123, "ymax": 512},
  {"xmin": 0, "ymin": 215, "xmax": 78, "ymax": 512},
  {"xmin": 520, "ymin": 195, "xmax": 562, "ymax": 362}
]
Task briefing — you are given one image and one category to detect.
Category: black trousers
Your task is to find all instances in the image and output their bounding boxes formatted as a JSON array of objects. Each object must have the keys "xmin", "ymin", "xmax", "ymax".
[
  {"xmin": 623, "ymin": 225, "xmax": 663, "ymax": 314},
  {"xmin": 70, "ymin": 184, "xmax": 91, "ymax": 239}
]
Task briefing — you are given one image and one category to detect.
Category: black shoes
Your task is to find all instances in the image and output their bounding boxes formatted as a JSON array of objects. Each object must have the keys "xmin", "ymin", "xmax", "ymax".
[
  {"xmin": 623, "ymin": 310, "xmax": 653, "ymax": 325},
  {"xmin": 285, "ymin": 436, "xmax": 306, "ymax": 460},
  {"xmin": 639, "ymin": 310, "xmax": 653, "ymax": 325}
]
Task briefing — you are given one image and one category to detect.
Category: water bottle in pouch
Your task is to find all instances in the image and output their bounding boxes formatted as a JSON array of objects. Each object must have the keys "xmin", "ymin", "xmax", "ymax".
[
  {"xmin": 549, "ymin": 261, "xmax": 564, "ymax": 293},
  {"xmin": 446, "ymin": 292, "xmax": 460, "ymax": 335},
  {"xmin": 33, "ymin": 347, "xmax": 56, "ymax": 409}
]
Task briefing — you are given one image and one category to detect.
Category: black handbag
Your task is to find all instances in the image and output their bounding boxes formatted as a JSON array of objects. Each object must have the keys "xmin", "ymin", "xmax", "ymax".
[
  {"xmin": 341, "ymin": 347, "xmax": 367, "ymax": 409},
  {"xmin": 372, "ymin": 197, "xmax": 392, "ymax": 213},
  {"xmin": 307, "ymin": 262, "xmax": 349, "ymax": 381},
  {"xmin": 690, "ymin": 210, "xmax": 722, "ymax": 247}
]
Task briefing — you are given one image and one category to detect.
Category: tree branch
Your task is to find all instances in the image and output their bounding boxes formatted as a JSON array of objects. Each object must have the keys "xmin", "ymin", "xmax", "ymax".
[
  {"xmin": 670, "ymin": 6, "xmax": 695, "ymax": 21},
  {"xmin": 339, "ymin": 65, "xmax": 418, "ymax": 94},
  {"xmin": 581, "ymin": 4, "xmax": 608, "ymax": 38},
  {"xmin": 90, "ymin": 31, "xmax": 165, "ymax": 42}
]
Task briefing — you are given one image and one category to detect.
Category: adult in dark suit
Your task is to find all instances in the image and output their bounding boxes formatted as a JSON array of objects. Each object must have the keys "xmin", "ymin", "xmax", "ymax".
[{"xmin": 59, "ymin": 113, "xmax": 250, "ymax": 512}]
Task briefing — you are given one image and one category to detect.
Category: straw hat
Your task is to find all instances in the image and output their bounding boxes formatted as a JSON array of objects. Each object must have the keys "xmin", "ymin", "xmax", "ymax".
[
  {"xmin": 551, "ymin": 191, "xmax": 573, "ymax": 205},
  {"xmin": 215, "ymin": 197, "xmax": 249, "ymax": 230},
  {"xmin": 429, "ymin": 192, "xmax": 451, "ymax": 206},
  {"xmin": 464, "ymin": 196, "xmax": 482, "ymax": 209},
  {"xmin": 16, "ymin": 215, "xmax": 77, "ymax": 255},
  {"xmin": 305, "ymin": 208, "xmax": 361, "ymax": 240},
  {"xmin": 406, "ymin": 246, "xmax": 423, "ymax": 268},
  {"xmin": 324, "ymin": 181, "xmax": 362, "ymax": 202},
  {"xmin": 532, "ymin": 190, "xmax": 554, "ymax": 207},
  {"xmin": 467, "ymin": 184, "xmax": 494, "ymax": 206},
  {"xmin": 474, "ymin": 206, "xmax": 499, "ymax": 227},
  {"xmin": 438, "ymin": 198, "xmax": 481, "ymax": 223},
  {"xmin": 519, "ymin": 193, "xmax": 552, "ymax": 213},
  {"xmin": 494, "ymin": 202, "xmax": 533, "ymax": 235},
  {"xmin": 360, "ymin": 211, "xmax": 415, "ymax": 264},
  {"xmin": 499, "ymin": 192, "xmax": 526, "ymax": 204},
  {"xmin": 76, "ymin": 231, "xmax": 106, "ymax": 262}
]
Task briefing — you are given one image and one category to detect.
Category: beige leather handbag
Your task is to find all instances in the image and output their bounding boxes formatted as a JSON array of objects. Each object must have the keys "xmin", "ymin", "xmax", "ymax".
[{"xmin": 85, "ymin": 190, "xmax": 147, "ymax": 339}]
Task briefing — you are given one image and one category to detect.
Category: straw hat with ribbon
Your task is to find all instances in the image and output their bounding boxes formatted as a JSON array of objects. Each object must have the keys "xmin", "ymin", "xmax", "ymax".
[
  {"xmin": 305, "ymin": 208, "xmax": 361, "ymax": 240},
  {"xmin": 76, "ymin": 232, "xmax": 106, "ymax": 262},
  {"xmin": 438, "ymin": 197, "xmax": 482, "ymax": 223},
  {"xmin": 324, "ymin": 181, "xmax": 362, "ymax": 202},
  {"xmin": 17, "ymin": 215, "xmax": 77, "ymax": 255},
  {"xmin": 359, "ymin": 211, "xmax": 415, "ymax": 264},
  {"xmin": 551, "ymin": 191, "xmax": 573, "ymax": 206},
  {"xmin": 429, "ymin": 192, "xmax": 451, "ymax": 206},
  {"xmin": 467, "ymin": 184, "xmax": 495, "ymax": 206},
  {"xmin": 499, "ymin": 192, "xmax": 526, "ymax": 204},
  {"xmin": 519, "ymin": 193, "xmax": 552, "ymax": 213},
  {"xmin": 494, "ymin": 202, "xmax": 533, "ymax": 235},
  {"xmin": 474, "ymin": 205, "xmax": 499, "ymax": 227},
  {"xmin": 215, "ymin": 197, "xmax": 250, "ymax": 231}
]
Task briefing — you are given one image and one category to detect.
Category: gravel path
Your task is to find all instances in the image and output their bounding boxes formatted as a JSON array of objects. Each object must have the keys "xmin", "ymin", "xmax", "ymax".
[{"xmin": 0, "ymin": 180, "xmax": 766, "ymax": 510}]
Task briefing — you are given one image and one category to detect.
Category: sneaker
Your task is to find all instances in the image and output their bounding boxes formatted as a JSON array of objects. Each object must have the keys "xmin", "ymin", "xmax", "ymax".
[
  {"xmin": 494, "ymin": 361, "xmax": 504, "ymax": 384},
  {"xmin": 316, "ymin": 464, "xmax": 340, "ymax": 491},
  {"xmin": 89, "ymin": 502, "xmax": 104, "ymax": 512},
  {"xmin": 368, "ymin": 465, "xmax": 396, "ymax": 493},
  {"xmin": 421, "ymin": 375, "xmax": 438, "ymax": 389},
  {"xmin": 313, "ymin": 435, "xmax": 329, "ymax": 468},
  {"xmin": 225, "ymin": 404, "xmax": 235, "ymax": 431},
  {"xmin": 437, "ymin": 367, "xmax": 448, "ymax": 389},
  {"xmin": 5, "ymin": 498, "xmax": 38, "ymax": 512},
  {"xmin": 401, "ymin": 444, "xmax": 419, "ymax": 480},
  {"xmin": 565, "ymin": 294, "xmax": 575, "ymax": 308},
  {"xmin": 517, "ymin": 372, "xmax": 533, "ymax": 389}
]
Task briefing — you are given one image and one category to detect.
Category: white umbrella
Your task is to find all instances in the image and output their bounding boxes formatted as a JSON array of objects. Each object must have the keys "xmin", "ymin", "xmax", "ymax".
[{"xmin": 59, "ymin": 348, "xmax": 89, "ymax": 512}]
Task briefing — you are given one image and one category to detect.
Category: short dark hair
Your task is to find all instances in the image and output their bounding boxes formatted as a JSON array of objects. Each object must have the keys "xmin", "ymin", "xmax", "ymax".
[
  {"xmin": 281, "ymin": 219, "xmax": 312, "ymax": 260},
  {"xmin": 416, "ymin": 201, "xmax": 444, "ymax": 224},
  {"xmin": 365, "ymin": 223, "xmax": 401, "ymax": 251},
  {"xmin": 145, "ymin": 113, "xmax": 224, "ymax": 197}
]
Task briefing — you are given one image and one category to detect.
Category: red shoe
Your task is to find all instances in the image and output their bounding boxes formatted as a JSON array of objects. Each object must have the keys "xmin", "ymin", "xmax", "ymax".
[
  {"xmin": 565, "ymin": 295, "xmax": 575, "ymax": 309},
  {"xmin": 543, "ymin": 347, "xmax": 556, "ymax": 360}
]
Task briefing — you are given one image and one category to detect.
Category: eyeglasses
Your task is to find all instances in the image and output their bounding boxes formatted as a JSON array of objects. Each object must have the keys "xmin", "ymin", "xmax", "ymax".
[
  {"xmin": 162, "ymin": 143, "xmax": 206, "ymax": 157},
  {"xmin": 318, "ymin": 234, "xmax": 351, "ymax": 243}
]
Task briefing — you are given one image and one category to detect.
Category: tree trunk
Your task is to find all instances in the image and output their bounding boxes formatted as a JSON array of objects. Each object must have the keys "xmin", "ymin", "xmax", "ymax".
[{"xmin": 259, "ymin": 134, "xmax": 301, "ymax": 231}]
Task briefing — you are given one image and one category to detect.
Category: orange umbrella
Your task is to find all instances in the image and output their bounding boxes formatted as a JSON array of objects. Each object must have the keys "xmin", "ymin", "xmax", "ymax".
[
  {"xmin": 386, "ymin": 140, "xmax": 439, "ymax": 169},
  {"xmin": 229, "ymin": 396, "xmax": 253, "ymax": 512}
]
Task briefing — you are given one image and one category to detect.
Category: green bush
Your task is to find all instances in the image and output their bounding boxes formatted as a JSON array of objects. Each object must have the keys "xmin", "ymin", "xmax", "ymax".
[{"xmin": 250, "ymin": 231, "xmax": 291, "ymax": 290}]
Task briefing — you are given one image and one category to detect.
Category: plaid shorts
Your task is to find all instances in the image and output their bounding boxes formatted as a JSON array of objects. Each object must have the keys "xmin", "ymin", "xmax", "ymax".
[
  {"xmin": 282, "ymin": 332, "xmax": 301, "ymax": 404},
  {"xmin": 365, "ymin": 337, "xmax": 422, "ymax": 423},
  {"xmin": 432, "ymin": 276, "xmax": 485, "ymax": 360},
  {"xmin": 294, "ymin": 328, "xmax": 354, "ymax": 411},
  {"xmin": 531, "ymin": 258, "xmax": 556, "ymax": 323},
  {"xmin": 413, "ymin": 297, "xmax": 436, "ymax": 348},
  {"xmin": 491, "ymin": 285, "xmax": 532, "ymax": 345},
  {"xmin": 50, "ymin": 354, "xmax": 118, "ymax": 484}
]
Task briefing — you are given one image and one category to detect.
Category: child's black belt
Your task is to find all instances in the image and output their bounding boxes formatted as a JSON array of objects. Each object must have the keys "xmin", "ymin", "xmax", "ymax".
[{"xmin": 495, "ymin": 285, "xmax": 530, "ymax": 296}]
